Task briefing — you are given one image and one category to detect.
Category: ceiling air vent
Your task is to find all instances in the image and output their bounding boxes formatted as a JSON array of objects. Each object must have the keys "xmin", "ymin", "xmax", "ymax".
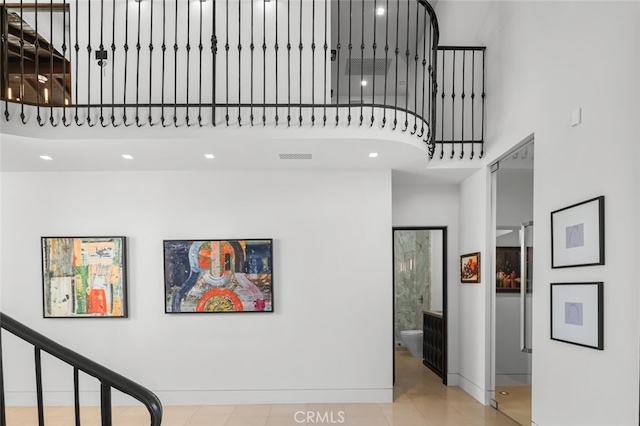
[
  {"xmin": 345, "ymin": 58, "xmax": 392, "ymax": 76},
  {"xmin": 279, "ymin": 153, "xmax": 313, "ymax": 160}
]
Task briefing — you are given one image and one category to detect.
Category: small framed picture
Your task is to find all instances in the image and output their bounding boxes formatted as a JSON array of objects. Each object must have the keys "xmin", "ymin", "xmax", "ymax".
[
  {"xmin": 550, "ymin": 282, "xmax": 603, "ymax": 350},
  {"xmin": 551, "ymin": 196, "xmax": 604, "ymax": 268},
  {"xmin": 42, "ymin": 237, "xmax": 128, "ymax": 318},
  {"xmin": 460, "ymin": 252, "xmax": 480, "ymax": 283}
]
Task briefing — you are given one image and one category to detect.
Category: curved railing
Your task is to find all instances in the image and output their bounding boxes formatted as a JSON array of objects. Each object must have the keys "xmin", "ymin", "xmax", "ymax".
[
  {"xmin": 0, "ymin": 0, "xmax": 484, "ymax": 159},
  {"xmin": 0, "ymin": 312, "xmax": 162, "ymax": 426}
]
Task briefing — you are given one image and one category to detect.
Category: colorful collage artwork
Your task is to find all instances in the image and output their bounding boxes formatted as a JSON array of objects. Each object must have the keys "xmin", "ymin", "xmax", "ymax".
[
  {"xmin": 164, "ymin": 239, "xmax": 273, "ymax": 313},
  {"xmin": 42, "ymin": 237, "xmax": 127, "ymax": 318}
]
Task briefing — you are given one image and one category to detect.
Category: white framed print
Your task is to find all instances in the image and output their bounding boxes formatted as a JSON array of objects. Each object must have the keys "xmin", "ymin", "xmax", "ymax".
[
  {"xmin": 550, "ymin": 196, "xmax": 604, "ymax": 268},
  {"xmin": 550, "ymin": 282, "xmax": 603, "ymax": 350}
]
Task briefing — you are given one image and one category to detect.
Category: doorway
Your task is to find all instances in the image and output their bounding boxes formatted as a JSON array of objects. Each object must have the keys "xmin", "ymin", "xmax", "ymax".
[
  {"xmin": 392, "ymin": 227, "xmax": 447, "ymax": 385},
  {"xmin": 490, "ymin": 140, "xmax": 534, "ymax": 425}
]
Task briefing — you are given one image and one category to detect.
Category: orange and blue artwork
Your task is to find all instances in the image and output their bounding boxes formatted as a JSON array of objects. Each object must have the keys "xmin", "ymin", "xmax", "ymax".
[
  {"xmin": 164, "ymin": 239, "xmax": 273, "ymax": 313},
  {"xmin": 41, "ymin": 237, "xmax": 127, "ymax": 318}
]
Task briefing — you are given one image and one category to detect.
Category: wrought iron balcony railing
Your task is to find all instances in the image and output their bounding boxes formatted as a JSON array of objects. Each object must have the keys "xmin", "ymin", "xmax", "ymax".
[{"xmin": 0, "ymin": 0, "xmax": 485, "ymax": 159}]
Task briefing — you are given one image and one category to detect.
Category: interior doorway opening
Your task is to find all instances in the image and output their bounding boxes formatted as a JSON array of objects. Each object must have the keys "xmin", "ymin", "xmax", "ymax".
[{"xmin": 392, "ymin": 227, "xmax": 447, "ymax": 386}]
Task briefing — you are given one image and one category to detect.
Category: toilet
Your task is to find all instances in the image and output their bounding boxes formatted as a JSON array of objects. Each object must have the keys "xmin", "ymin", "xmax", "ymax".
[{"xmin": 400, "ymin": 330, "xmax": 423, "ymax": 358}]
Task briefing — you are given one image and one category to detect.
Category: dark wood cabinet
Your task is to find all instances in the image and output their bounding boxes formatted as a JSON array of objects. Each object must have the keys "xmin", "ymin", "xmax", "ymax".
[{"xmin": 423, "ymin": 311, "xmax": 445, "ymax": 381}]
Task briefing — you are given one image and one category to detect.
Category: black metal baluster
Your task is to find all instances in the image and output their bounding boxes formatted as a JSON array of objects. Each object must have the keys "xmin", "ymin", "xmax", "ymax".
[
  {"xmin": 428, "ymin": 18, "xmax": 438, "ymax": 156},
  {"xmin": 16, "ymin": 1, "xmax": 24, "ymax": 122},
  {"xmin": 480, "ymin": 50, "xmax": 485, "ymax": 158},
  {"xmin": 335, "ymin": 0, "xmax": 340, "ymax": 125},
  {"xmin": 261, "ymin": 0, "xmax": 266, "ymax": 125},
  {"xmin": 275, "ymin": 0, "xmax": 279, "ymax": 125},
  {"xmin": 418, "ymin": 4, "xmax": 427, "ymax": 138},
  {"xmin": 236, "ymin": 0, "xmax": 241, "ymax": 126},
  {"xmin": 73, "ymin": 0, "xmax": 79, "ymax": 124},
  {"xmin": 249, "ymin": 0, "xmax": 254, "ymax": 126},
  {"xmin": 110, "ymin": 0, "xmax": 117, "ymax": 126},
  {"xmin": 35, "ymin": 348, "xmax": 44, "ymax": 426},
  {"xmin": 347, "ymin": 0, "xmax": 351, "ymax": 125},
  {"xmin": 470, "ymin": 50, "xmax": 475, "ymax": 159},
  {"xmin": 73, "ymin": 368, "xmax": 80, "ymax": 426},
  {"xmin": 211, "ymin": 0, "xmax": 217, "ymax": 126},
  {"xmin": 311, "ymin": 0, "xmax": 316, "ymax": 126},
  {"xmin": 100, "ymin": 0, "xmax": 106, "ymax": 126},
  {"xmin": 185, "ymin": 0, "xmax": 191, "ymax": 126},
  {"xmin": 450, "ymin": 50, "xmax": 455, "ymax": 158},
  {"xmin": 62, "ymin": 0, "xmax": 70, "ymax": 126},
  {"xmin": 123, "ymin": 0, "xmax": 130, "ymax": 126},
  {"xmin": 197, "ymin": 0, "xmax": 202, "ymax": 126},
  {"xmin": 287, "ymin": 0, "xmax": 290, "ymax": 126},
  {"xmin": 86, "ymin": 0, "xmax": 93, "ymax": 126},
  {"xmin": 225, "ymin": 0, "xmax": 229, "ymax": 126},
  {"xmin": 392, "ymin": 0, "xmax": 399, "ymax": 131},
  {"xmin": 382, "ymin": 0, "xmax": 388, "ymax": 128},
  {"xmin": 173, "ymin": 0, "xmax": 178, "ymax": 126},
  {"xmin": 298, "ymin": 0, "xmax": 303, "ymax": 126},
  {"xmin": 100, "ymin": 383, "xmax": 112, "ymax": 426},
  {"xmin": 460, "ymin": 50, "xmax": 465, "ymax": 159},
  {"xmin": 322, "ymin": 0, "xmax": 327, "ymax": 126},
  {"xmin": 149, "ymin": 0, "xmax": 155, "ymax": 126},
  {"xmin": 359, "ymin": 0, "xmax": 363, "ymax": 126},
  {"xmin": 402, "ymin": 0, "xmax": 410, "ymax": 132},
  {"xmin": 48, "ymin": 0, "xmax": 56, "ymax": 126},
  {"xmin": 411, "ymin": 1, "xmax": 419, "ymax": 135},
  {"xmin": 161, "ymin": 0, "xmax": 167, "ymax": 126},
  {"xmin": 2, "ymin": 0, "xmax": 8, "ymax": 122},
  {"xmin": 35, "ymin": 0, "xmax": 43, "ymax": 126},
  {"xmin": 370, "ymin": 0, "xmax": 377, "ymax": 127},
  {"xmin": 440, "ymin": 49, "xmax": 445, "ymax": 159}
]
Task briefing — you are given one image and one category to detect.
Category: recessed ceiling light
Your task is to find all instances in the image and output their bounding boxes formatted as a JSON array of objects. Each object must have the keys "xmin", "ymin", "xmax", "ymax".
[
  {"xmin": 122, "ymin": 154, "xmax": 134, "ymax": 160},
  {"xmin": 204, "ymin": 154, "xmax": 215, "ymax": 159},
  {"xmin": 377, "ymin": 7, "xmax": 385, "ymax": 16},
  {"xmin": 37, "ymin": 74, "xmax": 48, "ymax": 83},
  {"xmin": 369, "ymin": 152, "xmax": 378, "ymax": 158},
  {"xmin": 39, "ymin": 155, "xmax": 53, "ymax": 160},
  {"xmin": 361, "ymin": 80, "xmax": 368, "ymax": 86}
]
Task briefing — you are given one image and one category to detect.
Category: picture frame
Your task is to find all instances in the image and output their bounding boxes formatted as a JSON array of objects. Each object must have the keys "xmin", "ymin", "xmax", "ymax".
[
  {"xmin": 495, "ymin": 247, "xmax": 520, "ymax": 292},
  {"xmin": 41, "ymin": 237, "xmax": 128, "ymax": 318},
  {"xmin": 460, "ymin": 252, "xmax": 480, "ymax": 283},
  {"xmin": 550, "ymin": 282, "xmax": 603, "ymax": 350},
  {"xmin": 164, "ymin": 239, "xmax": 273, "ymax": 313},
  {"xmin": 551, "ymin": 196, "xmax": 604, "ymax": 268}
]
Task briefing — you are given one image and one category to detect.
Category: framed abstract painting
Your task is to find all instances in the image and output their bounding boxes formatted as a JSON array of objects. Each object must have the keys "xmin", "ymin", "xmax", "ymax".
[
  {"xmin": 164, "ymin": 239, "xmax": 273, "ymax": 313},
  {"xmin": 42, "ymin": 237, "xmax": 127, "ymax": 318}
]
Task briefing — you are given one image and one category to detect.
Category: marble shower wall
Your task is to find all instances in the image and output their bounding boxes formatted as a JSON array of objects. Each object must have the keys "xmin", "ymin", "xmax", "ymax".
[{"xmin": 394, "ymin": 230, "xmax": 432, "ymax": 341}]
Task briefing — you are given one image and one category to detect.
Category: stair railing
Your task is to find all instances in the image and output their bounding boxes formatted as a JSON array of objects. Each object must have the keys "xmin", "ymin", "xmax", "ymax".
[{"xmin": 0, "ymin": 312, "xmax": 162, "ymax": 426}]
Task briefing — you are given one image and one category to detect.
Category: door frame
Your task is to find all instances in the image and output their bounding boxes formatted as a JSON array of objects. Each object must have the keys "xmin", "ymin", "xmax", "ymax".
[{"xmin": 392, "ymin": 226, "xmax": 448, "ymax": 385}]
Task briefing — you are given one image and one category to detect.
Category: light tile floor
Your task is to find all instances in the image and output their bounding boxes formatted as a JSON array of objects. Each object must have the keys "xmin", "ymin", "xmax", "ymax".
[{"xmin": 5, "ymin": 350, "xmax": 519, "ymax": 426}]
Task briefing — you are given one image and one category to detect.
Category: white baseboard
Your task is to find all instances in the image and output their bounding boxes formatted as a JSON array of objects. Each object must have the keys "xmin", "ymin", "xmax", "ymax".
[
  {"xmin": 446, "ymin": 373, "xmax": 460, "ymax": 386},
  {"xmin": 457, "ymin": 375, "xmax": 487, "ymax": 405},
  {"xmin": 4, "ymin": 388, "xmax": 394, "ymax": 407}
]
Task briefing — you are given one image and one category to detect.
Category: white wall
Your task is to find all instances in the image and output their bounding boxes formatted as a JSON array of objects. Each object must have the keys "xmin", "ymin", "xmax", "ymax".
[
  {"xmin": 0, "ymin": 169, "xmax": 393, "ymax": 406},
  {"xmin": 437, "ymin": 1, "xmax": 640, "ymax": 424},
  {"xmin": 391, "ymin": 182, "xmax": 461, "ymax": 385}
]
